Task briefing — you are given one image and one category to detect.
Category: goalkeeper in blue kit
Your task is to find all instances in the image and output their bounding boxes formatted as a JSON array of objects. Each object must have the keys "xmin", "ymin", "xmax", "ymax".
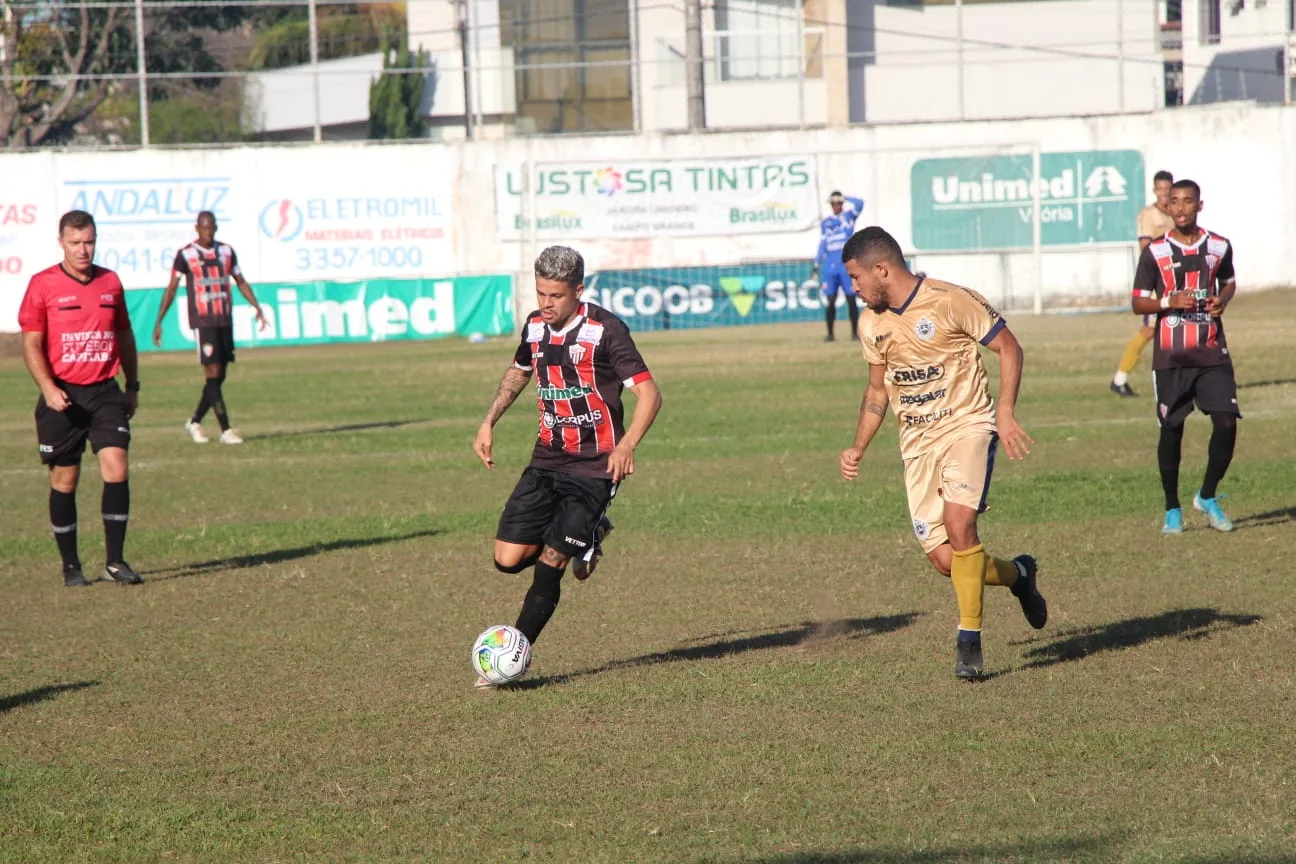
[{"xmin": 812, "ymin": 191, "xmax": 864, "ymax": 342}]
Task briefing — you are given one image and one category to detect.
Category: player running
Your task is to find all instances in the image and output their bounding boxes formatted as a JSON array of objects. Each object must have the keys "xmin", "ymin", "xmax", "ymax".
[
  {"xmin": 153, "ymin": 211, "xmax": 267, "ymax": 445},
  {"xmin": 1110, "ymin": 170, "xmax": 1175, "ymax": 397},
  {"xmin": 811, "ymin": 191, "xmax": 864, "ymax": 342},
  {"xmin": 838, "ymin": 226, "xmax": 1047, "ymax": 680},
  {"xmin": 1130, "ymin": 179, "xmax": 1239, "ymax": 534},
  {"xmin": 473, "ymin": 245, "xmax": 663, "ymax": 689}
]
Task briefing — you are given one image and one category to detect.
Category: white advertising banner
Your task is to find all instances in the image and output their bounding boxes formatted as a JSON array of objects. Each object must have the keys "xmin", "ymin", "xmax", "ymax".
[
  {"xmin": 1, "ymin": 145, "xmax": 458, "ymax": 331},
  {"xmin": 493, "ymin": 156, "xmax": 820, "ymax": 240},
  {"xmin": 0, "ymin": 152, "xmax": 59, "ymax": 333},
  {"xmin": 247, "ymin": 147, "xmax": 455, "ymax": 283}
]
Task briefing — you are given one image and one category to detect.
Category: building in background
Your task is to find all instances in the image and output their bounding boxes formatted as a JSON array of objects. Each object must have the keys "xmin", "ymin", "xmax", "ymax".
[{"xmin": 247, "ymin": 0, "xmax": 1296, "ymax": 139}]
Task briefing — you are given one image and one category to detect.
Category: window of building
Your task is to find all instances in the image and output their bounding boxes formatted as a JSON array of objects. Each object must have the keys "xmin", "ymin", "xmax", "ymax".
[
  {"xmin": 1200, "ymin": 0, "xmax": 1222, "ymax": 44},
  {"xmin": 715, "ymin": 0, "xmax": 802, "ymax": 81},
  {"xmin": 499, "ymin": 0, "xmax": 632, "ymax": 135}
]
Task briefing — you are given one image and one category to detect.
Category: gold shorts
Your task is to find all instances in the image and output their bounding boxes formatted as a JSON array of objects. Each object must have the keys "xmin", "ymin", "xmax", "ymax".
[{"xmin": 901, "ymin": 431, "xmax": 998, "ymax": 553}]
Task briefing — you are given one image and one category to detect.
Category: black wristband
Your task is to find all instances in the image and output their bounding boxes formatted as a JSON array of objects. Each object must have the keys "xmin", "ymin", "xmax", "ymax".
[{"xmin": 125, "ymin": 380, "xmax": 141, "ymax": 392}]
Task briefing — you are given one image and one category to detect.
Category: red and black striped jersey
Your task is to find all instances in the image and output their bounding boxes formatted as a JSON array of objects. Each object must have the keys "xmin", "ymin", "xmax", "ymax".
[
  {"xmin": 173, "ymin": 241, "xmax": 241, "ymax": 328},
  {"xmin": 1133, "ymin": 230, "xmax": 1235, "ymax": 370},
  {"xmin": 512, "ymin": 303, "xmax": 653, "ymax": 478}
]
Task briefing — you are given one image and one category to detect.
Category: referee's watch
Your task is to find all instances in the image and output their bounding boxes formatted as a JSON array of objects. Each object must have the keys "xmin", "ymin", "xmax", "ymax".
[{"xmin": 125, "ymin": 380, "xmax": 141, "ymax": 392}]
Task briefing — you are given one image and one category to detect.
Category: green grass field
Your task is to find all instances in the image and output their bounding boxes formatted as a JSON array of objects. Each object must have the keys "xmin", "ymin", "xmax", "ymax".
[{"xmin": 2, "ymin": 291, "xmax": 1295, "ymax": 864}]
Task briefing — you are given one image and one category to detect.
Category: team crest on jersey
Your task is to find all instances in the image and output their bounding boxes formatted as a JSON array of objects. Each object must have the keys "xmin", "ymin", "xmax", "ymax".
[
  {"xmin": 542, "ymin": 412, "xmax": 556, "ymax": 429},
  {"xmin": 1165, "ymin": 314, "xmax": 1181, "ymax": 327},
  {"xmin": 568, "ymin": 343, "xmax": 587, "ymax": 365},
  {"xmin": 912, "ymin": 518, "xmax": 930, "ymax": 540},
  {"xmin": 914, "ymin": 318, "xmax": 936, "ymax": 340}
]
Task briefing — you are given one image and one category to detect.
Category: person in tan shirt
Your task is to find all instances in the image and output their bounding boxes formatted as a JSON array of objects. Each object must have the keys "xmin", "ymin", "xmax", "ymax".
[
  {"xmin": 1110, "ymin": 170, "xmax": 1175, "ymax": 396},
  {"xmin": 838, "ymin": 226, "xmax": 1047, "ymax": 680}
]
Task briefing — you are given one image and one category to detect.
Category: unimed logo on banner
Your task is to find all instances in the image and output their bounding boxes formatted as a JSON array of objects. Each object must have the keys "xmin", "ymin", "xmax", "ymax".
[{"xmin": 910, "ymin": 150, "xmax": 1144, "ymax": 251}]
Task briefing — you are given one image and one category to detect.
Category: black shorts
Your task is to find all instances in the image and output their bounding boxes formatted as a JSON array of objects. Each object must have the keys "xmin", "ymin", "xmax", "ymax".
[
  {"xmin": 195, "ymin": 326, "xmax": 235, "ymax": 366},
  {"xmin": 35, "ymin": 379, "xmax": 132, "ymax": 467},
  {"xmin": 496, "ymin": 467, "xmax": 617, "ymax": 559},
  {"xmin": 1154, "ymin": 365, "xmax": 1242, "ymax": 427}
]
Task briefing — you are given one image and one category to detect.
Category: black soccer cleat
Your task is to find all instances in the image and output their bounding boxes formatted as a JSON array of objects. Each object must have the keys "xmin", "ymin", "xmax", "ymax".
[
  {"xmin": 102, "ymin": 560, "xmax": 143, "ymax": 585},
  {"xmin": 823, "ymin": 333, "xmax": 835, "ymax": 342},
  {"xmin": 954, "ymin": 630, "xmax": 983, "ymax": 680},
  {"xmin": 573, "ymin": 517, "xmax": 614, "ymax": 582},
  {"xmin": 63, "ymin": 564, "xmax": 91, "ymax": 588},
  {"xmin": 1010, "ymin": 555, "xmax": 1048, "ymax": 629},
  {"xmin": 1109, "ymin": 381, "xmax": 1138, "ymax": 398}
]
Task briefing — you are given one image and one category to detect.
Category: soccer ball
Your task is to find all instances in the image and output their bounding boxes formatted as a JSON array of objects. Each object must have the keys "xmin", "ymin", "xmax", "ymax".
[{"xmin": 471, "ymin": 625, "xmax": 531, "ymax": 685}]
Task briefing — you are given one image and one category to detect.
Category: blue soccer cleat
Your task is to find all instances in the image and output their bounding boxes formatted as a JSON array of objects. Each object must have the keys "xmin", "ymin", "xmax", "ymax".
[
  {"xmin": 1193, "ymin": 493, "xmax": 1234, "ymax": 533},
  {"xmin": 1162, "ymin": 508, "xmax": 1183, "ymax": 535}
]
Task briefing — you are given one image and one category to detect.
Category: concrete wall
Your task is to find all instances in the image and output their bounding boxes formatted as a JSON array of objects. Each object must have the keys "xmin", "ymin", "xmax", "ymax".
[
  {"xmin": 2, "ymin": 103, "xmax": 1293, "ymax": 331},
  {"xmin": 853, "ymin": 0, "xmax": 1165, "ymax": 123},
  {"xmin": 456, "ymin": 103, "xmax": 1296, "ymax": 309},
  {"xmin": 1180, "ymin": 0, "xmax": 1293, "ymax": 105}
]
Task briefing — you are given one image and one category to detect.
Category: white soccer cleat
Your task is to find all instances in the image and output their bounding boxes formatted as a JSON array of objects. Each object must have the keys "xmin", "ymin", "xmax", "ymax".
[
  {"xmin": 185, "ymin": 421, "xmax": 209, "ymax": 444},
  {"xmin": 219, "ymin": 429, "xmax": 244, "ymax": 445}
]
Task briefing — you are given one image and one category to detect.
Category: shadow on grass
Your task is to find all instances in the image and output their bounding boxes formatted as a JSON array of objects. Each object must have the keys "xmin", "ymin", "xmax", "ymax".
[
  {"xmin": 143, "ymin": 529, "xmax": 440, "ymax": 579},
  {"xmin": 731, "ymin": 834, "xmax": 1114, "ymax": 863},
  {"xmin": 1232, "ymin": 506, "xmax": 1296, "ymax": 530},
  {"xmin": 1, "ymin": 681, "xmax": 99, "ymax": 714},
  {"xmin": 517, "ymin": 613, "xmax": 921, "ymax": 690},
  {"xmin": 1018, "ymin": 607, "xmax": 1261, "ymax": 670},
  {"xmin": 1237, "ymin": 377, "xmax": 1296, "ymax": 389},
  {"xmin": 244, "ymin": 418, "xmax": 432, "ymax": 442}
]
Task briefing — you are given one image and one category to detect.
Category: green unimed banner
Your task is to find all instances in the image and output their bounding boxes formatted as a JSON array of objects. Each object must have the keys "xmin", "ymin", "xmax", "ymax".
[{"xmin": 132, "ymin": 275, "xmax": 514, "ymax": 352}]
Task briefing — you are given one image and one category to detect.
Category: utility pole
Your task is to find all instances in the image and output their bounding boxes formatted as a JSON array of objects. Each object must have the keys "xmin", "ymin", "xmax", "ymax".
[
  {"xmin": 685, "ymin": 0, "xmax": 705, "ymax": 130},
  {"xmin": 459, "ymin": 0, "xmax": 474, "ymax": 139},
  {"xmin": 308, "ymin": 0, "xmax": 321, "ymax": 142},
  {"xmin": 134, "ymin": 0, "xmax": 150, "ymax": 145}
]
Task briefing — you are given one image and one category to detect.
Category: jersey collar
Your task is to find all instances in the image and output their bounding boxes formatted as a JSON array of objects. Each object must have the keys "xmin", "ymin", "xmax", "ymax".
[
  {"xmin": 1167, "ymin": 230, "xmax": 1207, "ymax": 251},
  {"xmin": 547, "ymin": 304, "xmax": 587, "ymax": 337},
  {"xmin": 888, "ymin": 275, "xmax": 924, "ymax": 315}
]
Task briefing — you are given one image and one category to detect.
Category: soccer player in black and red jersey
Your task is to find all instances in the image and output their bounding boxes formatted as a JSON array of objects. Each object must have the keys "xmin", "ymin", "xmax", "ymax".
[
  {"xmin": 18, "ymin": 210, "xmax": 142, "ymax": 587},
  {"xmin": 1131, "ymin": 179, "xmax": 1240, "ymax": 534},
  {"xmin": 473, "ymin": 245, "xmax": 663, "ymax": 688},
  {"xmin": 153, "ymin": 210, "xmax": 267, "ymax": 445}
]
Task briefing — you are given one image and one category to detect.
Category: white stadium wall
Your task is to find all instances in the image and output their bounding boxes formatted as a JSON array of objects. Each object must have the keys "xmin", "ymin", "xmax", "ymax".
[{"xmin": 1, "ymin": 102, "xmax": 1294, "ymax": 332}]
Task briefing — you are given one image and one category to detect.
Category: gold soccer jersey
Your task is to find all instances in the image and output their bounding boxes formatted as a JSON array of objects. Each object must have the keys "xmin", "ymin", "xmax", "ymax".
[
  {"xmin": 858, "ymin": 277, "xmax": 1004, "ymax": 458},
  {"xmin": 1136, "ymin": 204, "xmax": 1174, "ymax": 243},
  {"xmin": 859, "ymin": 277, "xmax": 1006, "ymax": 552}
]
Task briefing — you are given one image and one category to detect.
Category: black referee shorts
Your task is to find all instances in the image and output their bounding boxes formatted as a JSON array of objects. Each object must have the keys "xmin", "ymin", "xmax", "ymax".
[
  {"xmin": 35, "ymin": 379, "xmax": 132, "ymax": 467},
  {"xmin": 496, "ymin": 467, "xmax": 616, "ymax": 559},
  {"xmin": 1153, "ymin": 365, "xmax": 1242, "ymax": 428}
]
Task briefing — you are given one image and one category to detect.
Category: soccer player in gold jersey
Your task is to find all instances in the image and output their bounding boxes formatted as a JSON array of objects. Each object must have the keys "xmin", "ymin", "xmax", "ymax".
[
  {"xmin": 1110, "ymin": 170, "xmax": 1175, "ymax": 397},
  {"xmin": 838, "ymin": 226, "xmax": 1047, "ymax": 679}
]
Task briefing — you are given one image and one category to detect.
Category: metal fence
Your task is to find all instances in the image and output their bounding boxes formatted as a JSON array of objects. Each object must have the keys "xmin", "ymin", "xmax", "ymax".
[{"xmin": 1, "ymin": 0, "xmax": 1293, "ymax": 149}]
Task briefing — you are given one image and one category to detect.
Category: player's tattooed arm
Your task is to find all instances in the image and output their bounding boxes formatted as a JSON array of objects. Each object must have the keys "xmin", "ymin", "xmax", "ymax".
[
  {"xmin": 841, "ymin": 368, "xmax": 888, "ymax": 481},
  {"xmin": 482, "ymin": 366, "xmax": 532, "ymax": 426}
]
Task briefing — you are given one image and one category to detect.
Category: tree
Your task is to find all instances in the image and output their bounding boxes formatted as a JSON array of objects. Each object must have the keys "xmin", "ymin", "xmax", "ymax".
[
  {"xmin": 368, "ymin": 41, "xmax": 431, "ymax": 140},
  {"xmin": 0, "ymin": 0, "xmax": 125, "ymax": 147}
]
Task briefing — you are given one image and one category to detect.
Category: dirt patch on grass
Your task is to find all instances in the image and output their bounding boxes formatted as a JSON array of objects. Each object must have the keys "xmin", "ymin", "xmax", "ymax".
[{"xmin": 0, "ymin": 333, "xmax": 22, "ymax": 359}]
